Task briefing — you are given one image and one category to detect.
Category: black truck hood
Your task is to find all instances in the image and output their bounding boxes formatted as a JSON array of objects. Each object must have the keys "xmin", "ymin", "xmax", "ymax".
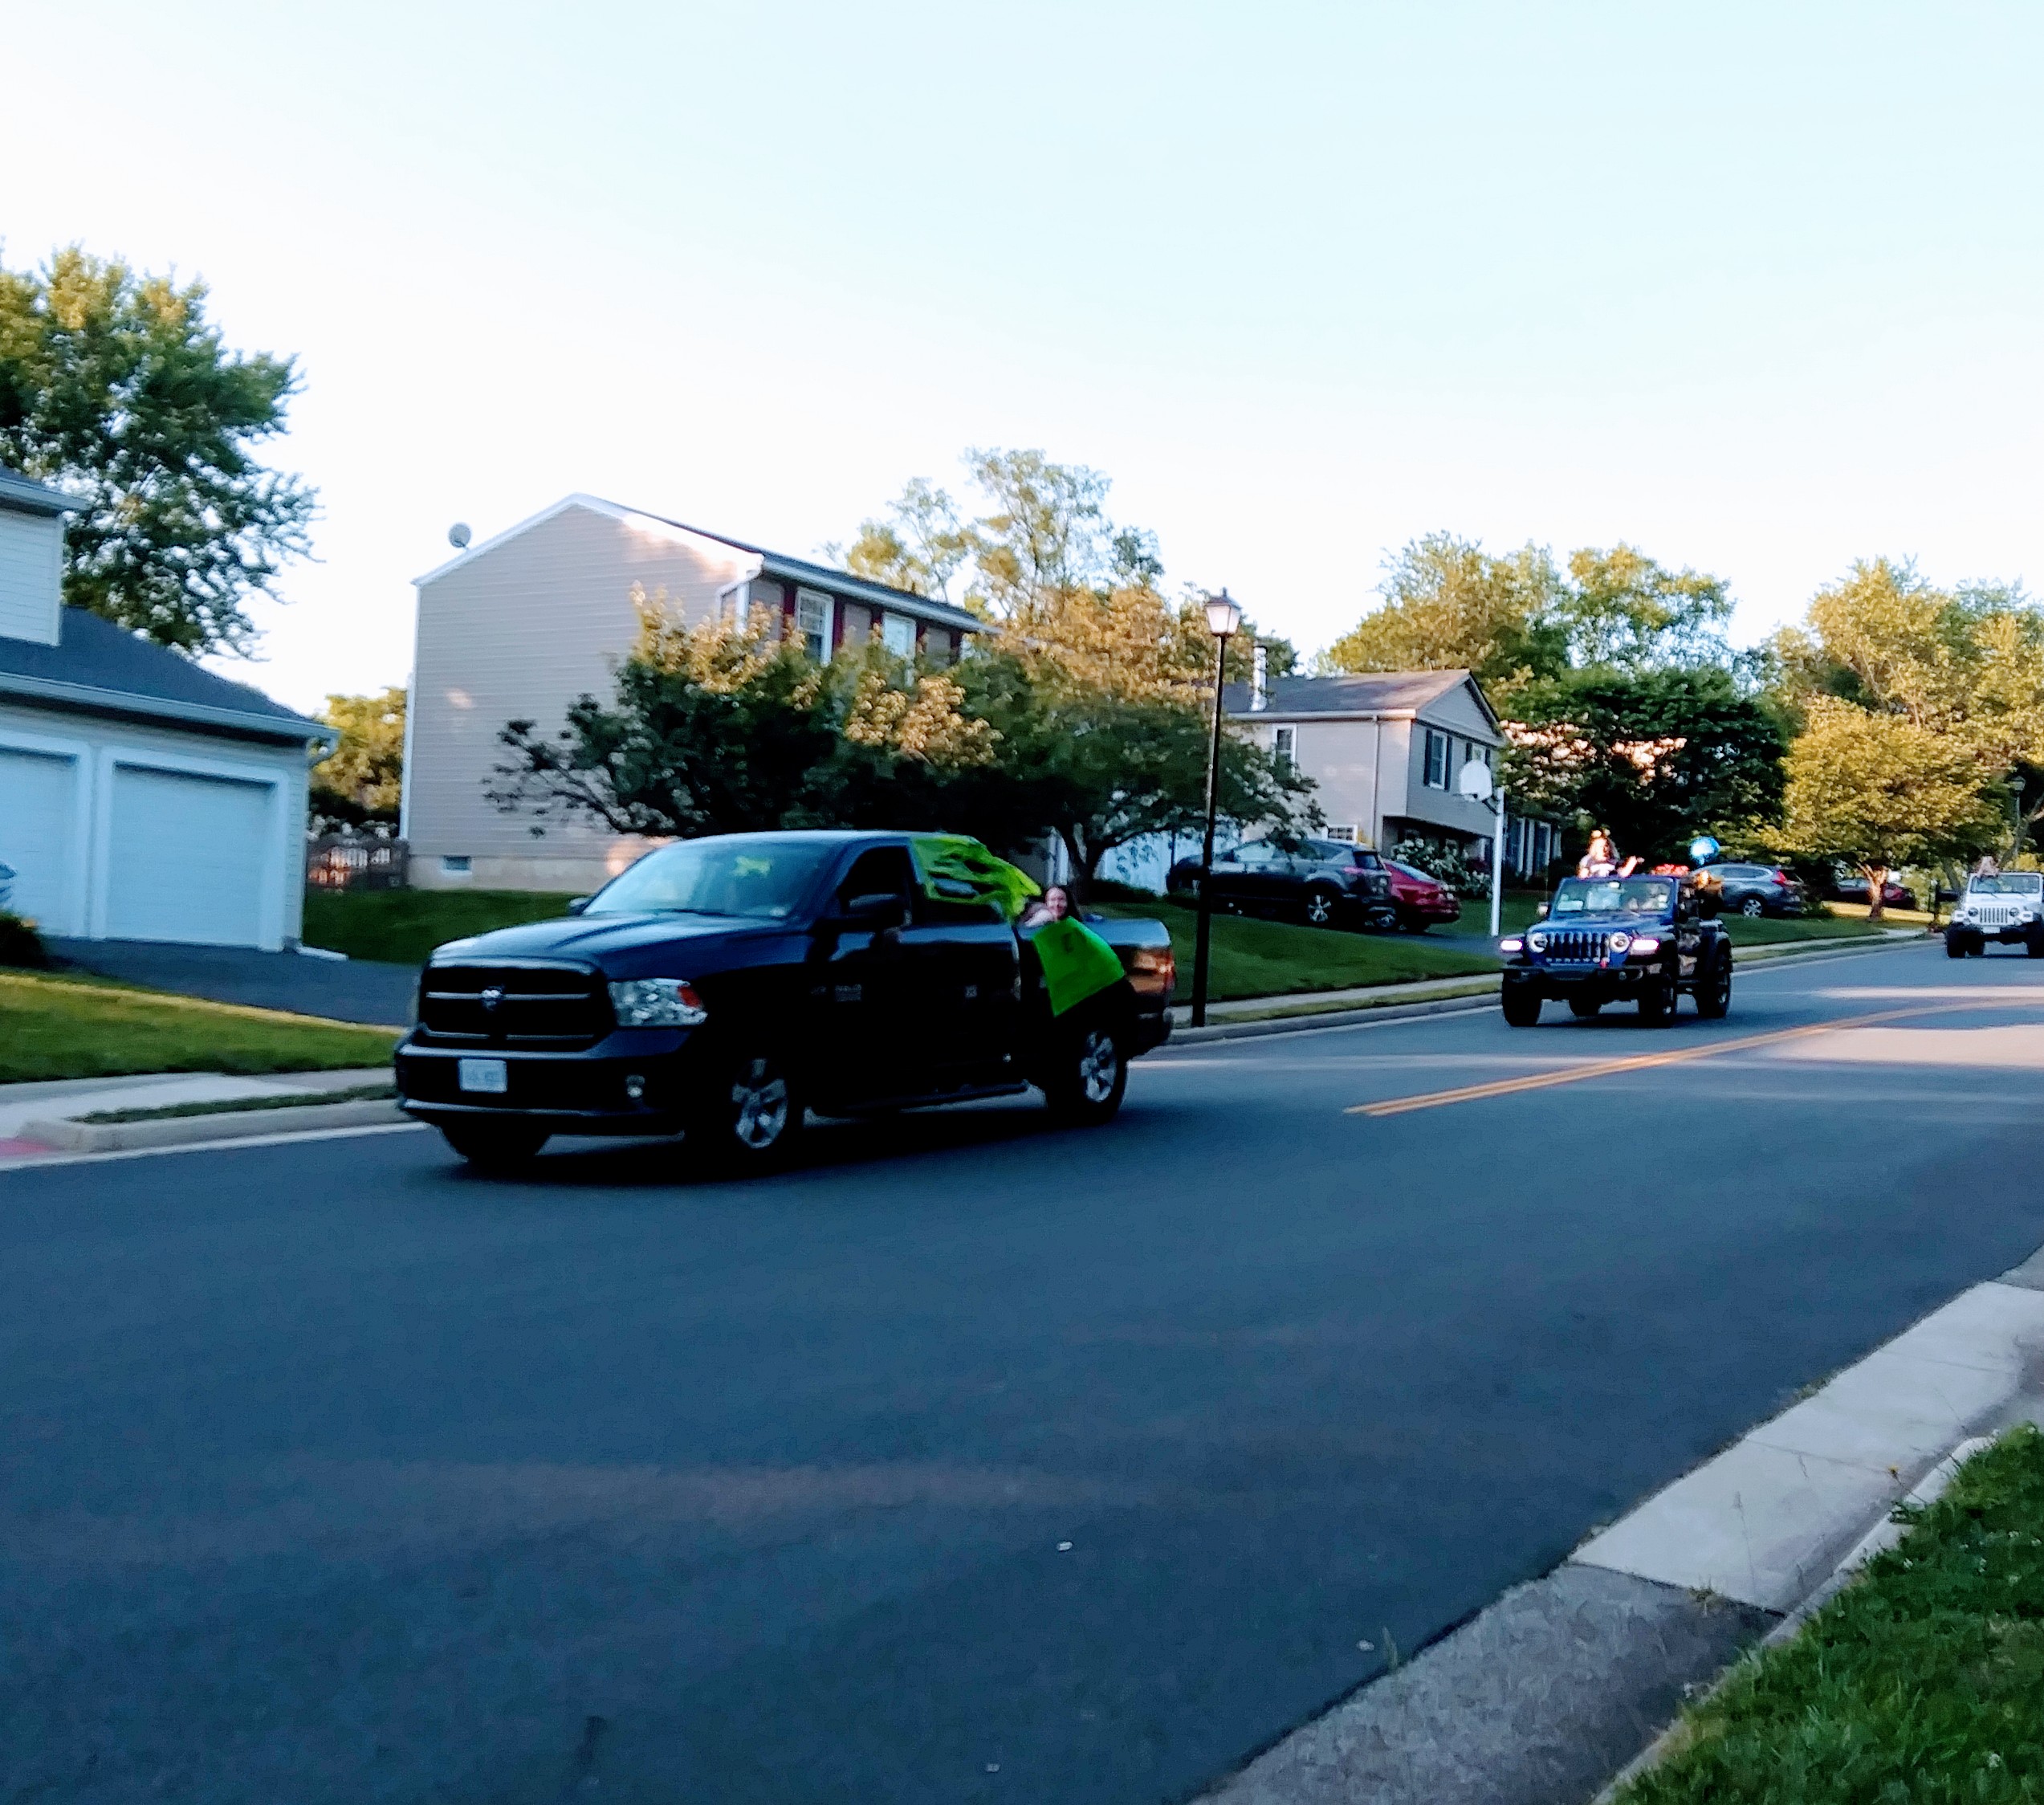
[{"xmin": 426, "ymin": 912, "xmax": 798, "ymax": 978}]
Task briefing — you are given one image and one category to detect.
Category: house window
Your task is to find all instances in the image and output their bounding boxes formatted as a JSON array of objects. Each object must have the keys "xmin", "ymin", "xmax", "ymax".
[
  {"xmin": 881, "ymin": 612, "xmax": 917, "ymax": 658},
  {"xmin": 1325, "ymin": 823, "xmax": 1356, "ymax": 843},
  {"xmin": 440, "ymin": 855, "xmax": 471, "ymax": 877},
  {"xmin": 1423, "ymin": 728, "xmax": 1449, "ymax": 788},
  {"xmin": 796, "ymin": 589, "xmax": 833, "ymax": 661},
  {"xmin": 1273, "ymin": 724, "xmax": 1297, "ymax": 769},
  {"xmin": 718, "ymin": 584, "xmax": 746, "ymax": 629}
]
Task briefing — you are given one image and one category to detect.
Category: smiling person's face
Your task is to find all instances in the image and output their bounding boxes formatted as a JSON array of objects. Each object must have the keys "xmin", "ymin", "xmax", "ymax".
[{"xmin": 1044, "ymin": 886, "xmax": 1070, "ymax": 919}]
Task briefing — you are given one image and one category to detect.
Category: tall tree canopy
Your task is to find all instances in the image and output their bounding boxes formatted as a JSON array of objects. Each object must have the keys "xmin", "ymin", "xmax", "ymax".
[
  {"xmin": 1768, "ymin": 557, "xmax": 2044, "ymax": 907},
  {"xmin": 311, "ymin": 687, "xmax": 406, "ymax": 833},
  {"xmin": 1319, "ymin": 532, "xmax": 1733, "ymax": 697},
  {"xmin": 0, "ymin": 247, "xmax": 315, "ymax": 654}
]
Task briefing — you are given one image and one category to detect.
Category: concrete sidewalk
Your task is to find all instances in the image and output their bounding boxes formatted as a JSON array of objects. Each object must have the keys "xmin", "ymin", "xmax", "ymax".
[
  {"xmin": 0, "ymin": 1068, "xmax": 393, "ymax": 1160},
  {"xmin": 1201, "ymin": 1248, "xmax": 2044, "ymax": 1805}
]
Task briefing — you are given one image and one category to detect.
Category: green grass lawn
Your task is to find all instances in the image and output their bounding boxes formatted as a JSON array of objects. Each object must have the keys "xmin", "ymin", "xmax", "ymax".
[
  {"xmin": 1097, "ymin": 898, "xmax": 1495, "ymax": 1001},
  {"xmin": 0, "ymin": 969, "xmax": 400, "ymax": 1084},
  {"xmin": 1619, "ymin": 1424, "xmax": 2044, "ymax": 1803},
  {"xmin": 303, "ymin": 887, "xmax": 578, "ymax": 964}
]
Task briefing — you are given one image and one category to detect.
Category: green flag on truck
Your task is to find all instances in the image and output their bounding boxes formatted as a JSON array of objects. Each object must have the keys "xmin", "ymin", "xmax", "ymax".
[{"xmin": 910, "ymin": 834, "xmax": 1125, "ymax": 1018}]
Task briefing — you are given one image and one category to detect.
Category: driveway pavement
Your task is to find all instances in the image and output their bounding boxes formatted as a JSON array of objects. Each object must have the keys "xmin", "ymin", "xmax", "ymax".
[
  {"xmin": 45, "ymin": 937, "xmax": 415, "ymax": 1025},
  {"xmin": 7, "ymin": 942, "xmax": 2044, "ymax": 1803}
]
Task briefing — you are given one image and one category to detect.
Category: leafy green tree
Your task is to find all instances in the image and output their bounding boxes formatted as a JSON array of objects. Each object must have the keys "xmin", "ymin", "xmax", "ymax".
[
  {"xmin": 311, "ymin": 687, "xmax": 406, "ymax": 833},
  {"xmin": 1505, "ymin": 668, "xmax": 1786, "ymax": 866},
  {"xmin": 837, "ymin": 477, "xmax": 972, "ymax": 601},
  {"xmin": 489, "ymin": 593, "xmax": 1002, "ymax": 840},
  {"xmin": 1318, "ymin": 533, "xmax": 1568, "ymax": 695},
  {"xmin": 1769, "ymin": 557, "xmax": 2044, "ymax": 878},
  {"xmin": 1557, "ymin": 544, "xmax": 1734, "ymax": 671},
  {"xmin": 0, "ymin": 247, "xmax": 315, "ymax": 654},
  {"xmin": 1777, "ymin": 698, "xmax": 2001, "ymax": 918}
]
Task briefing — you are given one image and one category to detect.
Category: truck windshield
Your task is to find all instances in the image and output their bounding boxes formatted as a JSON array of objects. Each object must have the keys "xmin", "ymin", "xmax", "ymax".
[
  {"xmin": 1551, "ymin": 878, "xmax": 1675, "ymax": 918},
  {"xmin": 1970, "ymin": 874, "xmax": 2043, "ymax": 894},
  {"xmin": 585, "ymin": 839, "xmax": 834, "ymax": 919}
]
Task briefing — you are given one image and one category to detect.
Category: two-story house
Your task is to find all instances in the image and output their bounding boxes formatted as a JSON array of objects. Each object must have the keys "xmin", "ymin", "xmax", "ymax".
[
  {"xmin": 1224, "ymin": 670, "xmax": 1562, "ymax": 878},
  {"xmin": 401, "ymin": 493, "xmax": 984, "ymax": 892}
]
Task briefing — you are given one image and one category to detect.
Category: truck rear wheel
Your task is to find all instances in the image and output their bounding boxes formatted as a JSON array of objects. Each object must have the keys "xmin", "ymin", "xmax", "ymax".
[
  {"xmin": 440, "ymin": 1121, "xmax": 549, "ymax": 1172},
  {"xmin": 1044, "ymin": 1019, "xmax": 1128, "ymax": 1125},
  {"xmin": 1696, "ymin": 951, "xmax": 1733, "ymax": 1019},
  {"xmin": 1501, "ymin": 988, "xmax": 1542, "ymax": 1027}
]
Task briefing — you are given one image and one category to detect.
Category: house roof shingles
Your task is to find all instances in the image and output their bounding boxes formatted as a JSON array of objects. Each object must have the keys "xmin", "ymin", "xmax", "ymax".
[
  {"xmin": 1222, "ymin": 670, "xmax": 1483, "ymax": 719},
  {"xmin": 0, "ymin": 608, "xmax": 328, "ymax": 744}
]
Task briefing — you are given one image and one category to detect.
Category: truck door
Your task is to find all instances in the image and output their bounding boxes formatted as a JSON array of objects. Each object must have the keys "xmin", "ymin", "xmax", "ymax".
[
  {"xmin": 906, "ymin": 881, "xmax": 1022, "ymax": 1091},
  {"xmin": 816, "ymin": 845, "xmax": 920, "ymax": 1103}
]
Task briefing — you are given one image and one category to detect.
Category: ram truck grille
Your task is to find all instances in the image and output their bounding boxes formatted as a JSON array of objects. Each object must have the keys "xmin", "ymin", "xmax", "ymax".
[{"xmin": 417, "ymin": 962, "xmax": 609, "ymax": 1049}]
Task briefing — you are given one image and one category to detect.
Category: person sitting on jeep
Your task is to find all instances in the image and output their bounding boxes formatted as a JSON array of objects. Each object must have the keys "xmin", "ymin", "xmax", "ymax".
[{"xmin": 1577, "ymin": 830, "xmax": 1639, "ymax": 881}]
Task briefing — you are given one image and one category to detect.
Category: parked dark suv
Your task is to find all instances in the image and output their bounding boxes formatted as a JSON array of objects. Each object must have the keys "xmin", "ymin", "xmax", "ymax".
[
  {"xmin": 1700, "ymin": 862, "xmax": 1806, "ymax": 918},
  {"xmin": 1166, "ymin": 838, "xmax": 1394, "ymax": 928}
]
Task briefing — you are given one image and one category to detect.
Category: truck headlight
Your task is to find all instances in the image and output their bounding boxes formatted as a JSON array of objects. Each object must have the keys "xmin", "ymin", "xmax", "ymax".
[
  {"xmin": 1626, "ymin": 935, "xmax": 1661, "ymax": 955},
  {"xmin": 1527, "ymin": 932, "xmax": 1546, "ymax": 951},
  {"xmin": 607, "ymin": 977, "xmax": 707, "ymax": 1027},
  {"xmin": 1498, "ymin": 935, "xmax": 1525, "ymax": 954},
  {"xmin": 1608, "ymin": 931, "xmax": 1632, "ymax": 952}
]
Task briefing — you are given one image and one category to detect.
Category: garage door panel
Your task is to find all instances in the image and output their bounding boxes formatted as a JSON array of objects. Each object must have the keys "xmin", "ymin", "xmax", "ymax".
[
  {"xmin": 0, "ymin": 748, "xmax": 79, "ymax": 932},
  {"xmin": 105, "ymin": 766, "xmax": 274, "ymax": 947}
]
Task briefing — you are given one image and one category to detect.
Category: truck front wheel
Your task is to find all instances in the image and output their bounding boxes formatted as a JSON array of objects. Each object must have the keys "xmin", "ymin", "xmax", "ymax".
[
  {"xmin": 691, "ymin": 1049, "xmax": 804, "ymax": 1173},
  {"xmin": 1044, "ymin": 1020, "xmax": 1129, "ymax": 1125},
  {"xmin": 1501, "ymin": 988, "xmax": 1543, "ymax": 1027},
  {"xmin": 440, "ymin": 1121, "xmax": 549, "ymax": 1172},
  {"xmin": 1638, "ymin": 977, "xmax": 1677, "ymax": 1025}
]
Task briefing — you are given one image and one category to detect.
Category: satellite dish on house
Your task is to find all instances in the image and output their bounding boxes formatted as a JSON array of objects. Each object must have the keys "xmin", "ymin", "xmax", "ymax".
[
  {"xmin": 1456, "ymin": 757, "xmax": 1493, "ymax": 801},
  {"xmin": 448, "ymin": 522, "xmax": 472, "ymax": 549}
]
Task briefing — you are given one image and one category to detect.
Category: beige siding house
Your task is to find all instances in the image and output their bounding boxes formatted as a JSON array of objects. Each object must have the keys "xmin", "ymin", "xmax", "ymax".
[
  {"xmin": 1223, "ymin": 670, "xmax": 1561, "ymax": 876},
  {"xmin": 401, "ymin": 494, "xmax": 982, "ymax": 891}
]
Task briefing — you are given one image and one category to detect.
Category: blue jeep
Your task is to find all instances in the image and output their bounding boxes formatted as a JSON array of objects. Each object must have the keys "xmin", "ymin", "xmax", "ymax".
[{"xmin": 1499, "ymin": 873, "xmax": 1732, "ymax": 1027}]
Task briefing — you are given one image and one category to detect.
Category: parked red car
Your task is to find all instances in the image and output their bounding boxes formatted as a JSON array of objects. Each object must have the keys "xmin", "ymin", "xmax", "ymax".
[{"xmin": 1384, "ymin": 859, "xmax": 1462, "ymax": 932}]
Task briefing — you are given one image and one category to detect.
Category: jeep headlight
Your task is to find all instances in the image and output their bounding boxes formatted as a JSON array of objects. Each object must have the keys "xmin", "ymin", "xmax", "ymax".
[
  {"xmin": 1527, "ymin": 932, "xmax": 1547, "ymax": 951},
  {"xmin": 1626, "ymin": 935, "xmax": 1662, "ymax": 955},
  {"xmin": 607, "ymin": 977, "xmax": 707, "ymax": 1027},
  {"xmin": 1608, "ymin": 931, "xmax": 1632, "ymax": 952}
]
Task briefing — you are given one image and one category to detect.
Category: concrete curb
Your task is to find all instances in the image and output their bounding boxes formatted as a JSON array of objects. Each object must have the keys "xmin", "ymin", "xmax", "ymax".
[
  {"xmin": 18, "ymin": 1097, "xmax": 405, "ymax": 1153},
  {"xmin": 1169, "ymin": 935, "xmax": 1917, "ymax": 1046},
  {"xmin": 1203, "ymin": 1241, "xmax": 2044, "ymax": 1805}
]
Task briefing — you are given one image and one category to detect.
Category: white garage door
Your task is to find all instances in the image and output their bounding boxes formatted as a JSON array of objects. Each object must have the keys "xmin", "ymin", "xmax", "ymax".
[
  {"xmin": 0, "ymin": 747, "xmax": 79, "ymax": 933},
  {"xmin": 105, "ymin": 765, "xmax": 275, "ymax": 947}
]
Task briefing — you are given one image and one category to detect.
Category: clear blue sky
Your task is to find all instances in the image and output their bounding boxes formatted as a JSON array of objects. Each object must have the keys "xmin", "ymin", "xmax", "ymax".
[{"xmin": 7, "ymin": 2, "xmax": 2042, "ymax": 708}]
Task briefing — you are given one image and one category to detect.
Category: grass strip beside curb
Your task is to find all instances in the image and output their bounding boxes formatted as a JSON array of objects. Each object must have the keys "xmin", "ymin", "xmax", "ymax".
[
  {"xmin": 1615, "ymin": 1423, "xmax": 2044, "ymax": 1803},
  {"xmin": 75, "ymin": 1082, "xmax": 397, "ymax": 1125}
]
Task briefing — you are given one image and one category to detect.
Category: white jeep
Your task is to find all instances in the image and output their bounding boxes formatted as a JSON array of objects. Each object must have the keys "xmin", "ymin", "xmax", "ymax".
[{"xmin": 1946, "ymin": 871, "xmax": 2044, "ymax": 958}]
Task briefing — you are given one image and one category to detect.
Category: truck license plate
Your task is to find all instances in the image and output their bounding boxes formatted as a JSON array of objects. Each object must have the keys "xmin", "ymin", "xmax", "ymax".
[{"xmin": 458, "ymin": 1057, "xmax": 508, "ymax": 1094}]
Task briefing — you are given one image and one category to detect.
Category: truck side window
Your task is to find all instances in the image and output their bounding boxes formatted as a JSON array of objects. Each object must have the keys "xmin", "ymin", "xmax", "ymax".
[{"xmin": 837, "ymin": 846, "xmax": 915, "ymax": 910}]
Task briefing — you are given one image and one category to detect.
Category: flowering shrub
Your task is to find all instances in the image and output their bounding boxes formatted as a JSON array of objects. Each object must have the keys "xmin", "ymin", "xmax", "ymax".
[{"xmin": 1390, "ymin": 839, "xmax": 1490, "ymax": 901}]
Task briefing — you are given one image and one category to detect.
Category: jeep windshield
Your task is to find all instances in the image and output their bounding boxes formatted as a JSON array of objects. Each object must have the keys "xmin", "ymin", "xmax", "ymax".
[
  {"xmin": 1969, "ymin": 874, "xmax": 2043, "ymax": 894},
  {"xmin": 584, "ymin": 838, "xmax": 835, "ymax": 919},
  {"xmin": 1550, "ymin": 877, "xmax": 1676, "ymax": 919}
]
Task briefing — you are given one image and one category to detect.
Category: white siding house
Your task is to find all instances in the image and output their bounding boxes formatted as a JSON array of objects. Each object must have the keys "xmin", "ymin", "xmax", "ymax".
[
  {"xmin": 1229, "ymin": 670, "xmax": 1560, "ymax": 875},
  {"xmin": 402, "ymin": 494, "xmax": 984, "ymax": 892},
  {"xmin": 0, "ymin": 469, "xmax": 329, "ymax": 951}
]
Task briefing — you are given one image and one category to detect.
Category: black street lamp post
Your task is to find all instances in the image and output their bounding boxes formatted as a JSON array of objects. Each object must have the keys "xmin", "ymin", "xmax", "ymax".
[{"xmin": 1190, "ymin": 589, "xmax": 1243, "ymax": 1027}]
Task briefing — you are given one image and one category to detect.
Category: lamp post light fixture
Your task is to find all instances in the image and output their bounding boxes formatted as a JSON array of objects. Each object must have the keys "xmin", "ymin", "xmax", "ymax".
[{"xmin": 1191, "ymin": 588, "xmax": 1244, "ymax": 1027}]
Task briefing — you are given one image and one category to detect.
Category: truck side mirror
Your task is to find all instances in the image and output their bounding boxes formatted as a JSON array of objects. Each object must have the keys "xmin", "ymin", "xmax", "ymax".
[
  {"xmin": 564, "ymin": 896, "xmax": 591, "ymax": 916},
  {"xmin": 1535, "ymin": 902, "xmax": 1549, "ymax": 919}
]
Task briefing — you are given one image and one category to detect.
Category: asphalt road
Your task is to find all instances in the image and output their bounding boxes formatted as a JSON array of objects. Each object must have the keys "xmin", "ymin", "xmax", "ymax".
[{"xmin": 9, "ymin": 941, "xmax": 2044, "ymax": 1804}]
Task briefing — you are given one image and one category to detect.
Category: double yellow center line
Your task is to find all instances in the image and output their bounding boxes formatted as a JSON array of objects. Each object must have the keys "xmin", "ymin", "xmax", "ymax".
[{"xmin": 1350, "ymin": 998, "xmax": 2035, "ymax": 1118}]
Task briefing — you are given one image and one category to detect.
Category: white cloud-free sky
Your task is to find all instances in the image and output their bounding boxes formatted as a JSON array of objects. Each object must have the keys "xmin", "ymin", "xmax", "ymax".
[{"xmin": 6, "ymin": 2, "xmax": 2042, "ymax": 711}]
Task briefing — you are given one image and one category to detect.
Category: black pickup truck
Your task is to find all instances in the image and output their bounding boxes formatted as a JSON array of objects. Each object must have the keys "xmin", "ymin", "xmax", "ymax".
[{"xmin": 393, "ymin": 830, "xmax": 1175, "ymax": 1172}]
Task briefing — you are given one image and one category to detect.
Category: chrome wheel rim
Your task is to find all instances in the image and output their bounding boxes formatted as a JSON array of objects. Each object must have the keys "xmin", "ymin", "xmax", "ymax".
[
  {"xmin": 1078, "ymin": 1029, "xmax": 1118, "ymax": 1104},
  {"xmin": 1306, "ymin": 894, "xmax": 1333, "ymax": 923},
  {"xmin": 731, "ymin": 1058, "xmax": 790, "ymax": 1149},
  {"xmin": 1742, "ymin": 898, "xmax": 1764, "ymax": 916}
]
